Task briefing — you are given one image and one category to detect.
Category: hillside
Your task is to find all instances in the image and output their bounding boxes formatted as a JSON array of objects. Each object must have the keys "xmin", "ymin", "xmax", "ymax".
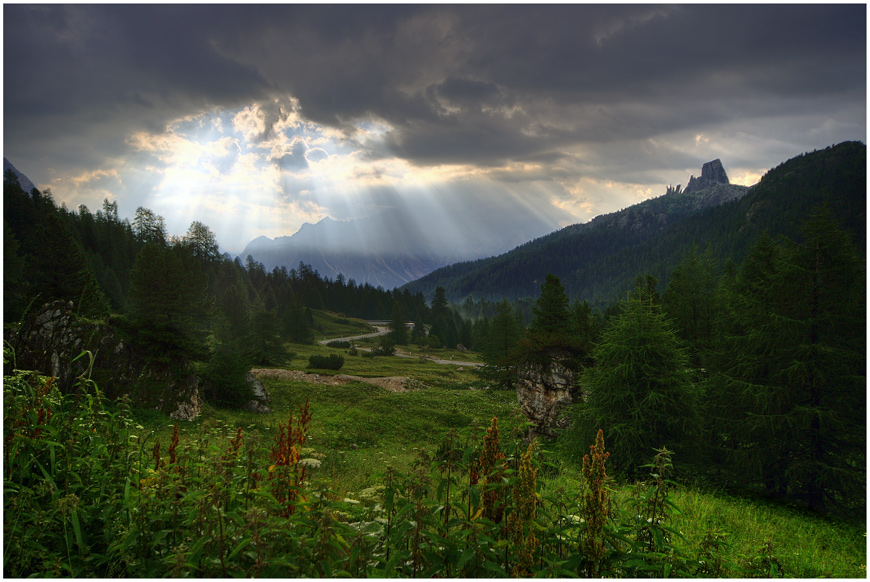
[{"xmin": 403, "ymin": 141, "xmax": 866, "ymax": 307}]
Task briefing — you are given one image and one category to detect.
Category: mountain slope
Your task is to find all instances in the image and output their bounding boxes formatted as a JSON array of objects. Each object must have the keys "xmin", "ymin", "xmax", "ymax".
[
  {"xmin": 3, "ymin": 157, "xmax": 38, "ymax": 193},
  {"xmin": 402, "ymin": 141, "xmax": 865, "ymax": 307}
]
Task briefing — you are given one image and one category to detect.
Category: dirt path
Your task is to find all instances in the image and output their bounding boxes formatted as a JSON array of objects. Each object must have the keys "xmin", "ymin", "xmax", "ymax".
[
  {"xmin": 317, "ymin": 326, "xmax": 390, "ymax": 345},
  {"xmin": 250, "ymin": 368, "xmax": 416, "ymax": 392},
  {"xmin": 319, "ymin": 325, "xmax": 482, "ymax": 368}
]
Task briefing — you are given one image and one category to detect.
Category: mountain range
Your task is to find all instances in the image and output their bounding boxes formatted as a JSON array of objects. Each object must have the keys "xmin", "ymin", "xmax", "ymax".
[
  {"xmin": 239, "ymin": 200, "xmax": 561, "ymax": 289},
  {"xmin": 401, "ymin": 141, "xmax": 866, "ymax": 308}
]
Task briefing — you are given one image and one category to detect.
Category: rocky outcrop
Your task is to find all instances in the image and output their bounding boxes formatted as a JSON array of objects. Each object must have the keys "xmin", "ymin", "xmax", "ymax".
[
  {"xmin": 668, "ymin": 160, "xmax": 750, "ymax": 210},
  {"xmin": 5, "ymin": 301, "xmax": 202, "ymax": 420},
  {"xmin": 516, "ymin": 351, "xmax": 579, "ymax": 438},
  {"xmin": 684, "ymin": 159, "xmax": 729, "ymax": 194},
  {"xmin": 243, "ymin": 372, "xmax": 272, "ymax": 414}
]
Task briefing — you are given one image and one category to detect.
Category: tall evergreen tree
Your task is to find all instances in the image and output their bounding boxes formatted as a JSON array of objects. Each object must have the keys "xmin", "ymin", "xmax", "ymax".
[
  {"xmin": 528, "ymin": 274, "xmax": 571, "ymax": 337},
  {"xmin": 388, "ymin": 300, "xmax": 409, "ymax": 345},
  {"xmin": 126, "ymin": 243, "xmax": 212, "ymax": 362},
  {"xmin": 481, "ymin": 299, "xmax": 524, "ymax": 388},
  {"xmin": 571, "ymin": 280, "xmax": 700, "ymax": 475},
  {"xmin": 248, "ymin": 297, "xmax": 288, "ymax": 366},
  {"xmin": 710, "ymin": 215, "xmax": 866, "ymax": 510},
  {"xmin": 663, "ymin": 246, "xmax": 717, "ymax": 366}
]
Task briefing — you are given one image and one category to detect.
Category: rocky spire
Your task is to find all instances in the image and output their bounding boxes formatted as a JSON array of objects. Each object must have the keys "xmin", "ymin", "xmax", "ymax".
[{"xmin": 684, "ymin": 158, "xmax": 729, "ymax": 194}]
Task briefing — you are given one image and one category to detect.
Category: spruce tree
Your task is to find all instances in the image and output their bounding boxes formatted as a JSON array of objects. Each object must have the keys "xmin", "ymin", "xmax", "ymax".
[
  {"xmin": 388, "ymin": 300, "xmax": 409, "ymax": 345},
  {"xmin": 571, "ymin": 279, "xmax": 700, "ymax": 474},
  {"xmin": 481, "ymin": 299, "xmax": 523, "ymax": 388},
  {"xmin": 662, "ymin": 245, "xmax": 717, "ymax": 366},
  {"xmin": 529, "ymin": 273, "xmax": 570, "ymax": 337},
  {"xmin": 710, "ymin": 215, "xmax": 866, "ymax": 510},
  {"xmin": 126, "ymin": 243, "xmax": 212, "ymax": 362}
]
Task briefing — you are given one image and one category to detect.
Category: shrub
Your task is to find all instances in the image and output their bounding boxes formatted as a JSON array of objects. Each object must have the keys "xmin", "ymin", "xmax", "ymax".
[
  {"xmin": 326, "ymin": 340, "xmax": 352, "ymax": 349},
  {"xmin": 308, "ymin": 353, "xmax": 345, "ymax": 370},
  {"xmin": 371, "ymin": 336, "xmax": 396, "ymax": 356}
]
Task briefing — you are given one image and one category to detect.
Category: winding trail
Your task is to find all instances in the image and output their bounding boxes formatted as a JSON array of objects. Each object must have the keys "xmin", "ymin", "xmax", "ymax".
[{"xmin": 318, "ymin": 323, "xmax": 482, "ymax": 368}]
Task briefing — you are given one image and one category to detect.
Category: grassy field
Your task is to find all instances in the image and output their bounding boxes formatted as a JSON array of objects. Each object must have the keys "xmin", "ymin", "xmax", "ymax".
[{"xmin": 126, "ymin": 315, "xmax": 866, "ymax": 578}]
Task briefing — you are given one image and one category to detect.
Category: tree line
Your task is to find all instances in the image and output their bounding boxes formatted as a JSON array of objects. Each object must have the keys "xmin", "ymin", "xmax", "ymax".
[{"xmin": 3, "ymin": 171, "xmax": 469, "ymax": 404}]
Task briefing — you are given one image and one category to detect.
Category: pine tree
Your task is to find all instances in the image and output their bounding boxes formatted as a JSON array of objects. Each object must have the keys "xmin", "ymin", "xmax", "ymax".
[
  {"xmin": 572, "ymin": 279, "xmax": 700, "ymax": 474},
  {"xmin": 388, "ymin": 300, "xmax": 409, "ymax": 345},
  {"xmin": 711, "ymin": 215, "xmax": 866, "ymax": 510},
  {"xmin": 662, "ymin": 245, "xmax": 717, "ymax": 366},
  {"xmin": 126, "ymin": 243, "xmax": 212, "ymax": 362},
  {"xmin": 248, "ymin": 297, "xmax": 288, "ymax": 366},
  {"xmin": 529, "ymin": 274, "xmax": 570, "ymax": 337},
  {"xmin": 481, "ymin": 299, "xmax": 523, "ymax": 388}
]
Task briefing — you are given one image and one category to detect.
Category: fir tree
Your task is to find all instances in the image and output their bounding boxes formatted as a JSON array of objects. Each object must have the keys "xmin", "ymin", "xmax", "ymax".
[
  {"xmin": 571, "ymin": 279, "xmax": 700, "ymax": 474},
  {"xmin": 480, "ymin": 299, "xmax": 523, "ymax": 389},
  {"xmin": 126, "ymin": 243, "xmax": 212, "ymax": 362},
  {"xmin": 710, "ymin": 215, "xmax": 866, "ymax": 510},
  {"xmin": 388, "ymin": 300, "xmax": 409, "ymax": 345}
]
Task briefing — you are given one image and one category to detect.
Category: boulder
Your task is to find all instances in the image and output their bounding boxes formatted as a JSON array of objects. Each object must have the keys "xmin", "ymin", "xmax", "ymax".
[
  {"xmin": 516, "ymin": 351, "xmax": 579, "ymax": 438},
  {"xmin": 243, "ymin": 372, "xmax": 272, "ymax": 414},
  {"xmin": 6, "ymin": 300, "xmax": 203, "ymax": 420}
]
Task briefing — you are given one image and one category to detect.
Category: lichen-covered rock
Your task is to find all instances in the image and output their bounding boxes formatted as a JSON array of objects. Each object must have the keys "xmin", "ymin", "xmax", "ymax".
[
  {"xmin": 243, "ymin": 372, "xmax": 272, "ymax": 414},
  {"xmin": 516, "ymin": 351, "xmax": 578, "ymax": 438},
  {"xmin": 6, "ymin": 300, "xmax": 202, "ymax": 420}
]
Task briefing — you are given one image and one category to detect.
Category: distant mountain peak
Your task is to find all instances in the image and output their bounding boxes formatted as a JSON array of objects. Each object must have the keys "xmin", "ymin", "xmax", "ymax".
[{"xmin": 684, "ymin": 158, "xmax": 729, "ymax": 194}]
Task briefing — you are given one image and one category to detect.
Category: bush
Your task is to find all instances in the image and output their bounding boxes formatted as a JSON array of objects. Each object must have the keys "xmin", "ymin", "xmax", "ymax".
[
  {"xmin": 371, "ymin": 335, "xmax": 396, "ymax": 356},
  {"xmin": 308, "ymin": 353, "xmax": 345, "ymax": 370},
  {"xmin": 326, "ymin": 340, "xmax": 352, "ymax": 349}
]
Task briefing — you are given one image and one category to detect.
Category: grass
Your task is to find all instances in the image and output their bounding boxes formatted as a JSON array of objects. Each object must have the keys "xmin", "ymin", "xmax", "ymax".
[
  {"xmin": 126, "ymin": 333, "xmax": 866, "ymax": 578},
  {"xmin": 668, "ymin": 487, "xmax": 867, "ymax": 578},
  {"xmin": 279, "ymin": 340, "xmax": 484, "ymax": 385},
  {"xmin": 310, "ymin": 310, "xmax": 376, "ymax": 340}
]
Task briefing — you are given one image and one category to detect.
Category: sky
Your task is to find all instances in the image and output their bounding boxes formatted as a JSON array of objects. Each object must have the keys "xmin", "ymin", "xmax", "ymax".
[{"xmin": 4, "ymin": 4, "xmax": 866, "ymax": 255}]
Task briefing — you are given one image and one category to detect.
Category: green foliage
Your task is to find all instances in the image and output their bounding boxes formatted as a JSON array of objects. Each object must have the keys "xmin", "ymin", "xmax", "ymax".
[
  {"xmin": 371, "ymin": 335, "xmax": 397, "ymax": 356},
  {"xmin": 247, "ymin": 298, "xmax": 289, "ymax": 366},
  {"xmin": 529, "ymin": 273, "xmax": 571, "ymax": 336},
  {"xmin": 126, "ymin": 243, "xmax": 212, "ymax": 362},
  {"xmin": 708, "ymin": 213, "xmax": 866, "ymax": 511},
  {"xmin": 326, "ymin": 340, "xmax": 352, "ymax": 349},
  {"xmin": 479, "ymin": 299, "xmax": 523, "ymax": 389},
  {"xmin": 514, "ymin": 273, "xmax": 588, "ymax": 373},
  {"xmin": 570, "ymin": 279, "xmax": 700, "ymax": 475},
  {"xmin": 3, "ymin": 349, "xmax": 863, "ymax": 578},
  {"xmin": 663, "ymin": 245, "xmax": 717, "ymax": 365},
  {"xmin": 307, "ymin": 353, "xmax": 345, "ymax": 370},
  {"xmin": 387, "ymin": 300, "xmax": 409, "ymax": 345},
  {"xmin": 3, "ymin": 176, "xmax": 110, "ymax": 320},
  {"xmin": 199, "ymin": 343, "xmax": 254, "ymax": 407}
]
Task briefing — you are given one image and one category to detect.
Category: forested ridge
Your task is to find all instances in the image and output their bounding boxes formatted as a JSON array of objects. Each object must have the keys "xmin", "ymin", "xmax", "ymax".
[{"xmin": 403, "ymin": 141, "xmax": 866, "ymax": 309}]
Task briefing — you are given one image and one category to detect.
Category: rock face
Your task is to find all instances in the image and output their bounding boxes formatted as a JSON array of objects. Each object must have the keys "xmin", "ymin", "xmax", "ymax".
[
  {"xmin": 243, "ymin": 372, "xmax": 272, "ymax": 414},
  {"xmin": 684, "ymin": 159, "xmax": 729, "ymax": 194},
  {"xmin": 5, "ymin": 301, "xmax": 203, "ymax": 420},
  {"xmin": 516, "ymin": 351, "xmax": 578, "ymax": 438}
]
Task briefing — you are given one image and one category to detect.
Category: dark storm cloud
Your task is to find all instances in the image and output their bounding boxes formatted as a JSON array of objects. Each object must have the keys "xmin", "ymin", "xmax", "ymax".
[{"xmin": 4, "ymin": 4, "xmax": 865, "ymax": 183}]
